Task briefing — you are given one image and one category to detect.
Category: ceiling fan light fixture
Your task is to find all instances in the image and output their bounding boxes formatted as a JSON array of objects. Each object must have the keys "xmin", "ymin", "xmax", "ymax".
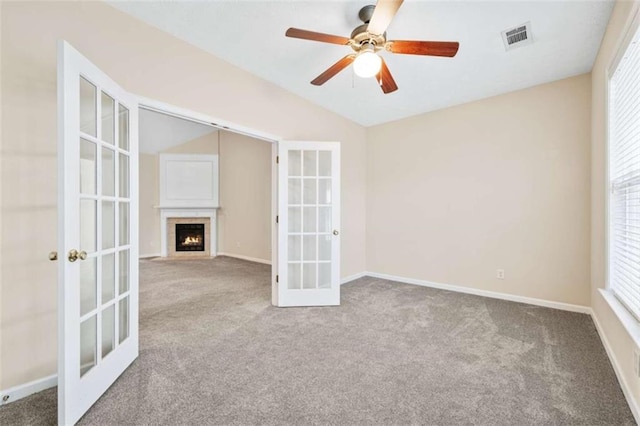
[{"xmin": 353, "ymin": 47, "xmax": 382, "ymax": 78}]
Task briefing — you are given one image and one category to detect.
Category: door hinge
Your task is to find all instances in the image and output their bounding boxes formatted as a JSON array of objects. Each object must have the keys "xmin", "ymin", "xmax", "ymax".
[
  {"xmin": 276, "ymin": 215, "xmax": 279, "ymax": 224},
  {"xmin": 276, "ymin": 156, "xmax": 279, "ymax": 164},
  {"xmin": 276, "ymin": 275, "xmax": 279, "ymax": 283}
]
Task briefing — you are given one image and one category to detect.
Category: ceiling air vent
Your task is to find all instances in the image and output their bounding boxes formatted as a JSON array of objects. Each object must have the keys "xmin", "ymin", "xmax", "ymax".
[{"xmin": 501, "ymin": 22, "xmax": 533, "ymax": 51}]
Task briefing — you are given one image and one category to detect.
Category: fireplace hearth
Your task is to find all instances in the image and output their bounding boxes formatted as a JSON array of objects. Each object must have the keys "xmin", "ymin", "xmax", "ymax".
[{"xmin": 175, "ymin": 223, "xmax": 205, "ymax": 252}]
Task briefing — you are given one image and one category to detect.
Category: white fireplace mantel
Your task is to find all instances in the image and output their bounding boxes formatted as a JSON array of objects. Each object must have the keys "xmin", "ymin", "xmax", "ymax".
[
  {"xmin": 157, "ymin": 206, "xmax": 219, "ymax": 257},
  {"xmin": 158, "ymin": 153, "xmax": 220, "ymax": 258}
]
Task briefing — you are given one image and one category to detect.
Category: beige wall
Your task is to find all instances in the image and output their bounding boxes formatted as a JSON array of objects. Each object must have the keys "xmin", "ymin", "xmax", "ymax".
[
  {"xmin": 591, "ymin": 0, "xmax": 640, "ymax": 415},
  {"xmin": 367, "ymin": 74, "xmax": 592, "ymax": 306},
  {"xmin": 139, "ymin": 153, "xmax": 160, "ymax": 256},
  {"xmin": 218, "ymin": 132, "xmax": 272, "ymax": 262},
  {"xmin": 0, "ymin": 1, "xmax": 366, "ymax": 389}
]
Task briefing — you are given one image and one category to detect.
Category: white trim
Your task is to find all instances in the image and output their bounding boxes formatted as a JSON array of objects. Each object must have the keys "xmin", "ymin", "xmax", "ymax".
[
  {"xmin": 599, "ymin": 289, "xmax": 640, "ymax": 352},
  {"xmin": 591, "ymin": 303, "xmax": 640, "ymax": 424},
  {"xmin": 341, "ymin": 272, "xmax": 366, "ymax": 285},
  {"xmin": 137, "ymin": 96, "xmax": 280, "ymax": 144},
  {"xmin": 217, "ymin": 252, "xmax": 271, "ymax": 265},
  {"xmin": 366, "ymin": 271, "xmax": 591, "ymax": 314},
  {"xmin": 0, "ymin": 374, "xmax": 57, "ymax": 406},
  {"xmin": 607, "ymin": 3, "xmax": 640, "ymax": 77},
  {"xmin": 139, "ymin": 253, "xmax": 161, "ymax": 259}
]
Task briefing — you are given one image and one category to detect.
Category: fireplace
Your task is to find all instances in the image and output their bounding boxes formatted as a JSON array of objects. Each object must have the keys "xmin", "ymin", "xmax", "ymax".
[
  {"xmin": 165, "ymin": 216, "xmax": 213, "ymax": 258},
  {"xmin": 175, "ymin": 223, "xmax": 205, "ymax": 252}
]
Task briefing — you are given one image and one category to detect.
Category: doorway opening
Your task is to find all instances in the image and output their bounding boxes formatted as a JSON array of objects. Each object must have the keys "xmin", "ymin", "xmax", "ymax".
[{"xmin": 137, "ymin": 101, "xmax": 278, "ymax": 298}]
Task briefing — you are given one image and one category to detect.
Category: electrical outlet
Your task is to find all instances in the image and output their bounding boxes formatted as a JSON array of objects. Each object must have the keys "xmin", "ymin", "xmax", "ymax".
[
  {"xmin": 497, "ymin": 269, "xmax": 505, "ymax": 280},
  {"xmin": 236, "ymin": 242, "xmax": 241, "ymax": 248}
]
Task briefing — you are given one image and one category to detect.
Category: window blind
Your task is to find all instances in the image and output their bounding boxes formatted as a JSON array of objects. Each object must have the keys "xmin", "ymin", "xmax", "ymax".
[{"xmin": 610, "ymin": 26, "xmax": 640, "ymax": 320}]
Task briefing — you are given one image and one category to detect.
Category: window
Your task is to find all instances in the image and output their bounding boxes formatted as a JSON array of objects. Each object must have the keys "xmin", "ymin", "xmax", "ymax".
[{"xmin": 609, "ymin": 24, "xmax": 640, "ymax": 319}]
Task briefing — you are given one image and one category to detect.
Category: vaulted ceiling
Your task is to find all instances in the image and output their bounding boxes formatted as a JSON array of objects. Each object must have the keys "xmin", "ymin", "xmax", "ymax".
[{"xmin": 110, "ymin": 1, "xmax": 614, "ymax": 126}]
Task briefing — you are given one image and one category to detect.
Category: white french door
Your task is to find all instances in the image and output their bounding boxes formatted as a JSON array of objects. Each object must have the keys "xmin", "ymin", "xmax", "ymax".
[
  {"xmin": 57, "ymin": 41, "xmax": 139, "ymax": 425},
  {"xmin": 277, "ymin": 141, "xmax": 341, "ymax": 306}
]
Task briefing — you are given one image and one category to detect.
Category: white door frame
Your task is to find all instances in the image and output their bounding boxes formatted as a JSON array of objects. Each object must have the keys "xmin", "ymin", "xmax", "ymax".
[{"xmin": 134, "ymin": 97, "xmax": 282, "ymax": 302}]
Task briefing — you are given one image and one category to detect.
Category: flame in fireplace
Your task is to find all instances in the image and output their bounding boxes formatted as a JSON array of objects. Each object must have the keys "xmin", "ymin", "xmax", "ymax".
[{"xmin": 182, "ymin": 236, "xmax": 202, "ymax": 246}]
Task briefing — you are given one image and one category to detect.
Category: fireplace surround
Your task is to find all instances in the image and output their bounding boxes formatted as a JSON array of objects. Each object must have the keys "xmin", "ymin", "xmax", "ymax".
[{"xmin": 165, "ymin": 215, "xmax": 215, "ymax": 258}]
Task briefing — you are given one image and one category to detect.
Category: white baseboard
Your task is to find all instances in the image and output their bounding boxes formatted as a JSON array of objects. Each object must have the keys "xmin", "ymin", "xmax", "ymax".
[
  {"xmin": 366, "ymin": 271, "xmax": 591, "ymax": 314},
  {"xmin": 0, "ymin": 374, "xmax": 57, "ymax": 405},
  {"xmin": 139, "ymin": 253, "xmax": 161, "ymax": 259},
  {"xmin": 591, "ymin": 310, "xmax": 640, "ymax": 424},
  {"xmin": 217, "ymin": 252, "xmax": 271, "ymax": 265},
  {"xmin": 341, "ymin": 272, "xmax": 367, "ymax": 285}
]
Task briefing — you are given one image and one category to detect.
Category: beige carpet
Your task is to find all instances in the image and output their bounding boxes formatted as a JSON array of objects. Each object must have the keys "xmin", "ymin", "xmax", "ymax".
[{"xmin": 0, "ymin": 256, "xmax": 634, "ymax": 425}]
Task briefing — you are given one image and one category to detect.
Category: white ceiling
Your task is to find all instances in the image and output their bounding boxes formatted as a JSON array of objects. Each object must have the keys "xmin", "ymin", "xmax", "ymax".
[
  {"xmin": 111, "ymin": 1, "xmax": 614, "ymax": 127},
  {"xmin": 140, "ymin": 108, "xmax": 216, "ymax": 154}
]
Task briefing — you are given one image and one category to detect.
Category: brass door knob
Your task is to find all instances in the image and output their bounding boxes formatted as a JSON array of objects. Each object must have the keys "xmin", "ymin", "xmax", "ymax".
[
  {"xmin": 333, "ymin": 230, "xmax": 339, "ymax": 236},
  {"xmin": 48, "ymin": 251, "xmax": 58, "ymax": 261},
  {"xmin": 68, "ymin": 249, "xmax": 88, "ymax": 262}
]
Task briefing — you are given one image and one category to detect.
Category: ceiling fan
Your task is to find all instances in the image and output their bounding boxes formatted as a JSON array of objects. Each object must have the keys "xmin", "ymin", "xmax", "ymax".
[{"xmin": 285, "ymin": 0, "xmax": 459, "ymax": 94}]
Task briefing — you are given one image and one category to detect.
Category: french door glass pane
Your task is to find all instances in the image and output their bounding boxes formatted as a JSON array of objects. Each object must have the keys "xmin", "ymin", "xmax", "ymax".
[
  {"xmin": 102, "ymin": 253, "xmax": 115, "ymax": 303},
  {"xmin": 318, "ymin": 207, "xmax": 331, "ymax": 233},
  {"xmin": 318, "ymin": 179, "xmax": 331, "ymax": 204},
  {"xmin": 101, "ymin": 92, "xmax": 115, "ymax": 145},
  {"xmin": 80, "ymin": 139, "xmax": 96, "ymax": 195},
  {"xmin": 303, "ymin": 207, "xmax": 316, "ymax": 232},
  {"xmin": 119, "ymin": 297, "xmax": 129, "ymax": 343},
  {"xmin": 102, "ymin": 304, "xmax": 115, "ymax": 358},
  {"xmin": 288, "ymin": 263, "xmax": 301, "ymax": 289},
  {"xmin": 303, "ymin": 235, "xmax": 316, "ymax": 261},
  {"xmin": 80, "ymin": 77, "xmax": 97, "ymax": 137},
  {"xmin": 118, "ymin": 105, "xmax": 129, "ymax": 151},
  {"xmin": 288, "ymin": 235, "xmax": 301, "ymax": 261},
  {"xmin": 318, "ymin": 151, "xmax": 331, "ymax": 176},
  {"xmin": 303, "ymin": 179, "xmax": 316, "ymax": 205},
  {"xmin": 80, "ymin": 315, "xmax": 97, "ymax": 377},
  {"xmin": 119, "ymin": 202, "xmax": 129, "ymax": 245},
  {"xmin": 303, "ymin": 151, "xmax": 317, "ymax": 176},
  {"xmin": 288, "ymin": 179, "xmax": 301, "ymax": 204},
  {"xmin": 80, "ymin": 257, "xmax": 97, "ymax": 316},
  {"xmin": 318, "ymin": 263, "xmax": 331, "ymax": 289},
  {"xmin": 80, "ymin": 199, "xmax": 96, "ymax": 253},
  {"xmin": 303, "ymin": 264, "xmax": 316, "ymax": 289},
  {"xmin": 102, "ymin": 201, "xmax": 115, "ymax": 249},
  {"xmin": 288, "ymin": 207, "xmax": 301, "ymax": 233},
  {"xmin": 319, "ymin": 235, "xmax": 331, "ymax": 261},
  {"xmin": 119, "ymin": 154, "xmax": 129, "ymax": 198},
  {"xmin": 102, "ymin": 147, "xmax": 115, "ymax": 197},
  {"xmin": 119, "ymin": 249, "xmax": 130, "ymax": 294},
  {"xmin": 288, "ymin": 150, "xmax": 302, "ymax": 176}
]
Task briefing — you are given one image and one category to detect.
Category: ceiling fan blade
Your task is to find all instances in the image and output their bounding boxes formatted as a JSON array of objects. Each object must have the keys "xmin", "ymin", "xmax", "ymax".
[
  {"xmin": 377, "ymin": 58, "xmax": 398, "ymax": 94},
  {"xmin": 387, "ymin": 40, "xmax": 460, "ymax": 57},
  {"xmin": 285, "ymin": 28, "xmax": 350, "ymax": 45},
  {"xmin": 311, "ymin": 55, "xmax": 356, "ymax": 86},
  {"xmin": 367, "ymin": 0, "xmax": 404, "ymax": 36}
]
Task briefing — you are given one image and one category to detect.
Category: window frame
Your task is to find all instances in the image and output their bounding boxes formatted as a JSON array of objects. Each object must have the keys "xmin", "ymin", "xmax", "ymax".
[{"xmin": 606, "ymin": 6, "xmax": 640, "ymax": 321}]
